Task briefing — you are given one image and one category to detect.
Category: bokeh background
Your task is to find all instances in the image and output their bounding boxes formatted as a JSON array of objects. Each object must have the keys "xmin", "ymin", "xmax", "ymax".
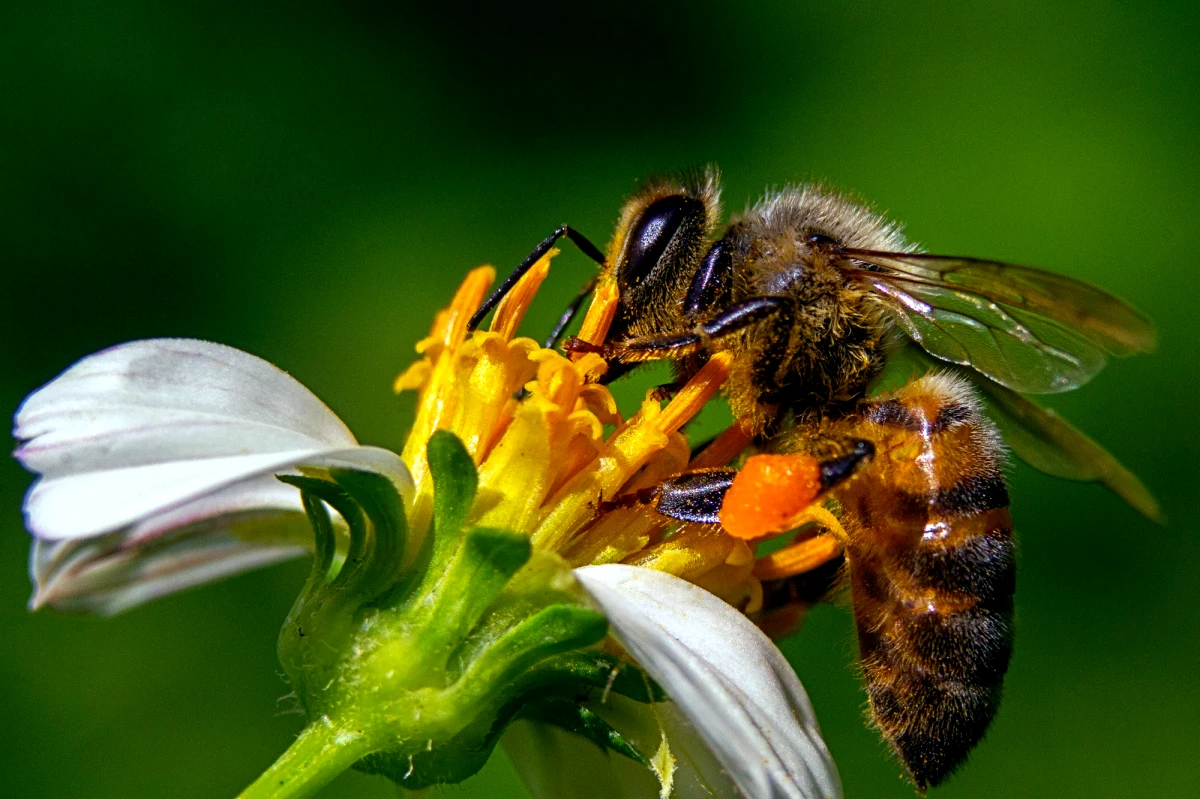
[{"xmin": 2, "ymin": 1, "xmax": 1198, "ymax": 796}]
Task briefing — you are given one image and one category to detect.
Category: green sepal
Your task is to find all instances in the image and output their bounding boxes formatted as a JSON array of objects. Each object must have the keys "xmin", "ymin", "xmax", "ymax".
[
  {"xmin": 453, "ymin": 604, "xmax": 609, "ymax": 707},
  {"xmin": 395, "ymin": 430, "xmax": 487, "ymax": 605},
  {"xmin": 355, "ymin": 608, "xmax": 612, "ymax": 790},
  {"xmin": 415, "ymin": 526, "xmax": 532, "ymax": 675},
  {"xmin": 276, "ymin": 477, "xmax": 338, "ymax": 583},
  {"xmin": 278, "ymin": 474, "xmax": 360, "ymax": 585},
  {"xmin": 256, "ymin": 432, "xmax": 663, "ymax": 798},
  {"xmin": 428, "ymin": 430, "xmax": 477, "ymax": 544},
  {"xmin": 278, "ymin": 473, "xmax": 369, "ymax": 583},
  {"xmin": 539, "ymin": 651, "xmax": 665, "ymax": 705},
  {"xmin": 521, "ymin": 698, "xmax": 650, "ymax": 765},
  {"xmin": 329, "ymin": 468, "xmax": 409, "ymax": 602}
]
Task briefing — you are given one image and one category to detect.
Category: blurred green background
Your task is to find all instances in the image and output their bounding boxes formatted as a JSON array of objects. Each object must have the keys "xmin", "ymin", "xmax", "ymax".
[{"xmin": 2, "ymin": 1, "xmax": 1197, "ymax": 796}]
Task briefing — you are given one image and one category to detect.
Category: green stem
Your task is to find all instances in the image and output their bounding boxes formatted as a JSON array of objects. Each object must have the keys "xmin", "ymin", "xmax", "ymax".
[{"xmin": 238, "ymin": 718, "xmax": 376, "ymax": 799}]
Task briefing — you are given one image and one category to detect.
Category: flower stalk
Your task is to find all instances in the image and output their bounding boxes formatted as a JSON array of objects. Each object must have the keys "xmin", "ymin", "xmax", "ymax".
[{"xmin": 238, "ymin": 718, "xmax": 375, "ymax": 799}]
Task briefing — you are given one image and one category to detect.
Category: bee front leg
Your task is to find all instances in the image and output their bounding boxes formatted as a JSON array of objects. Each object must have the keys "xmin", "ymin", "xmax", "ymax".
[{"xmin": 468, "ymin": 224, "xmax": 607, "ymax": 331}]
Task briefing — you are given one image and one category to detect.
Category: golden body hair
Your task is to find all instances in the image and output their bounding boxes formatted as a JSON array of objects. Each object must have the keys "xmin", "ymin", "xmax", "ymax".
[
  {"xmin": 493, "ymin": 167, "xmax": 1154, "ymax": 789},
  {"xmin": 786, "ymin": 373, "xmax": 1015, "ymax": 789},
  {"xmin": 718, "ymin": 187, "xmax": 908, "ymax": 428}
]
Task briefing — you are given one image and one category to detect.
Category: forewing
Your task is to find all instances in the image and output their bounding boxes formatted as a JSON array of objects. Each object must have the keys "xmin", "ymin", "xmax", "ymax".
[{"xmin": 844, "ymin": 250, "xmax": 1155, "ymax": 394}]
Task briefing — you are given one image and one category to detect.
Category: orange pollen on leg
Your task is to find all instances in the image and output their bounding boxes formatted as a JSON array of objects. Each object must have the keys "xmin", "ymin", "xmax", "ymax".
[{"xmin": 718, "ymin": 453, "xmax": 823, "ymax": 540}]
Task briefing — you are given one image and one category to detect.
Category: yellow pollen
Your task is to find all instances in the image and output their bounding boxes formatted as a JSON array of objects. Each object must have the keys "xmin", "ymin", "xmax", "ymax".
[{"xmin": 394, "ymin": 260, "xmax": 831, "ymax": 620}]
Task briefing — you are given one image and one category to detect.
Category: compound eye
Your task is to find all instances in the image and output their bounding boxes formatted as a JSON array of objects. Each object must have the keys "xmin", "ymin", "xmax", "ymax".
[
  {"xmin": 621, "ymin": 195, "xmax": 706, "ymax": 286},
  {"xmin": 804, "ymin": 230, "xmax": 839, "ymax": 248}
]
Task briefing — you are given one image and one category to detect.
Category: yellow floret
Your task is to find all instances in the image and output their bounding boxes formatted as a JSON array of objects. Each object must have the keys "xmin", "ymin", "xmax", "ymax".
[{"xmin": 394, "ymin": 256, "xmax": 761, "ymax": 611}]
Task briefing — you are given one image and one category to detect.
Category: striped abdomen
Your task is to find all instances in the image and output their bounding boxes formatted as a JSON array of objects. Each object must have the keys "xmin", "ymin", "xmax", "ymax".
[{"xmin": 832, "ymin": 373, "xmax": 1016, "ymax": 789}]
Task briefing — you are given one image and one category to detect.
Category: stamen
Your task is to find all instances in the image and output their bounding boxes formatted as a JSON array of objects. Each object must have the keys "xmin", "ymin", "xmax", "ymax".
[
  {"xmin": 490, "ymin": 251, "xmax": 555, "ymax": 340},
  {"xmin": 688, "ymin": 418, "xmax": 755, "ymax": 470},
  {"xmin": 441, "ymin": 266, "xmax": 495, "ymax": 347},
  {"xmin": 393, "ymin": 266, "xmax": 494, "ymax": 395},
  {"xmin": 530, "ymin": 354, "xmax": 731, "ymax": 553},
  {"xmin": 624, "ymin": 523, "xmax": 739, "ymax": 580},
  {"xmin": 754, "ymin": 530, "xmax": 844, "ymax": 582},
  {"xmin": 572, "ymin": 277, "xmax": 620, "ymax": 354},
  {"xmin": 656, "ymin": 353, "xmax": 733, "ymax": 434},
  {"xmin": 395, "ymin": 267, "xmax": 773, "ymax": 614},
  {"xmin": 395, "ymin": 266, "xmax": 496, "ymax": 539}
]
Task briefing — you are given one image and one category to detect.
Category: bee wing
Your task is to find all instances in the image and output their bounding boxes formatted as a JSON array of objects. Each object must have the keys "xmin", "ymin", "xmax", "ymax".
[
  {"xmin": 972, "ymin": 375, "xmax": 1164, "ymax": 524},
  {"xmin": 842, "ymin": 249, "xmax": 1156, "ymax": 394},
  {"xmin": 868, "ymin": 344, "xmax": 1163, "ymax": 523}
]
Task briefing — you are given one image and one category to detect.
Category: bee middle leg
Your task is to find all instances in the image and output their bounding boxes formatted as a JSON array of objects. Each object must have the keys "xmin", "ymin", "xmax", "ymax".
[
  {"xmin": 543, "ymin": 277, "xmax": 597, "ymax": 349},
  {"xmin": 567, "ymin": 296, "xmax": 788, "ymax": 364}
]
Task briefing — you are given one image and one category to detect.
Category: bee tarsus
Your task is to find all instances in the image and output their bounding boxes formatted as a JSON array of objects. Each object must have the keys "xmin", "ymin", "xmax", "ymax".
[{"xmin": 468, "ymin": 223, "xmax": 606, "ymax": 331}]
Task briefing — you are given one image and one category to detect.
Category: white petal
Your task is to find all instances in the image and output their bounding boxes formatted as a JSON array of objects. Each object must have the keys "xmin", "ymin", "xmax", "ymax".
[
  {"xmin": 30, "ymin": 478, "xmax": 311, "ymax": 615},
  {"xmin": 23, "ymin": 444, "xmax": 407, "ymax": 541},
  {"xmin": 575, "ymin": 564, "xmax": 843, "ymax": 799},
  {"xmin": 15, "ymin": 338, "xmax": 356, "ymax": 477},
  {"xmin": 14, "ymin": 338, "xmax": 413, "ymax": 612}
]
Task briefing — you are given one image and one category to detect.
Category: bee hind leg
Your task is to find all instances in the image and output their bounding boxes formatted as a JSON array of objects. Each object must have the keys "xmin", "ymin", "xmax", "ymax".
[
  {"xmin": 646, "ymin": 441, "xmax": 872, "ymax": 529},
  {"xmin": 650, "ymin": 468, "xmax": 738, "ymax": 524}
]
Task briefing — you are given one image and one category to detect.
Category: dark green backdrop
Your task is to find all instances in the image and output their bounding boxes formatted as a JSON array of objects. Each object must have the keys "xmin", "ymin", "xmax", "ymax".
[{"xmin": 2, "ymin": 2, "xmax": 1197, "ymax": 796}]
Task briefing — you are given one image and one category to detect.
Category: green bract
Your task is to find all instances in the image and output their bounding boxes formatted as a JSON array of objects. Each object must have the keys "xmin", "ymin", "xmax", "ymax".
[{"xmin": 242, "ymin": 431, "xmax": 657, "ymax": 798}]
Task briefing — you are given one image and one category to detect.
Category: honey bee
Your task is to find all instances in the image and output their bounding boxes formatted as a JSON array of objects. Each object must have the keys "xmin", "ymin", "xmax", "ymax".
[{"xmin": 469, "ymin": 167, "xmax": 1158, "ymax": 789}]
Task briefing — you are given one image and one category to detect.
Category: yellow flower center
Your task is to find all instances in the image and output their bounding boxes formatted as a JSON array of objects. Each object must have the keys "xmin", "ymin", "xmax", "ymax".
[{"xmin": 393, "ymin": 254, "xmax": 764, "ymax": 612}]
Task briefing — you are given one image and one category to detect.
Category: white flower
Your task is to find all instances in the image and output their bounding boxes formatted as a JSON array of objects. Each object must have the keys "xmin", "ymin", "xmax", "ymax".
[{"xmin": 13, "ymin": 338, "xmax": 840, "ymax": 798}]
